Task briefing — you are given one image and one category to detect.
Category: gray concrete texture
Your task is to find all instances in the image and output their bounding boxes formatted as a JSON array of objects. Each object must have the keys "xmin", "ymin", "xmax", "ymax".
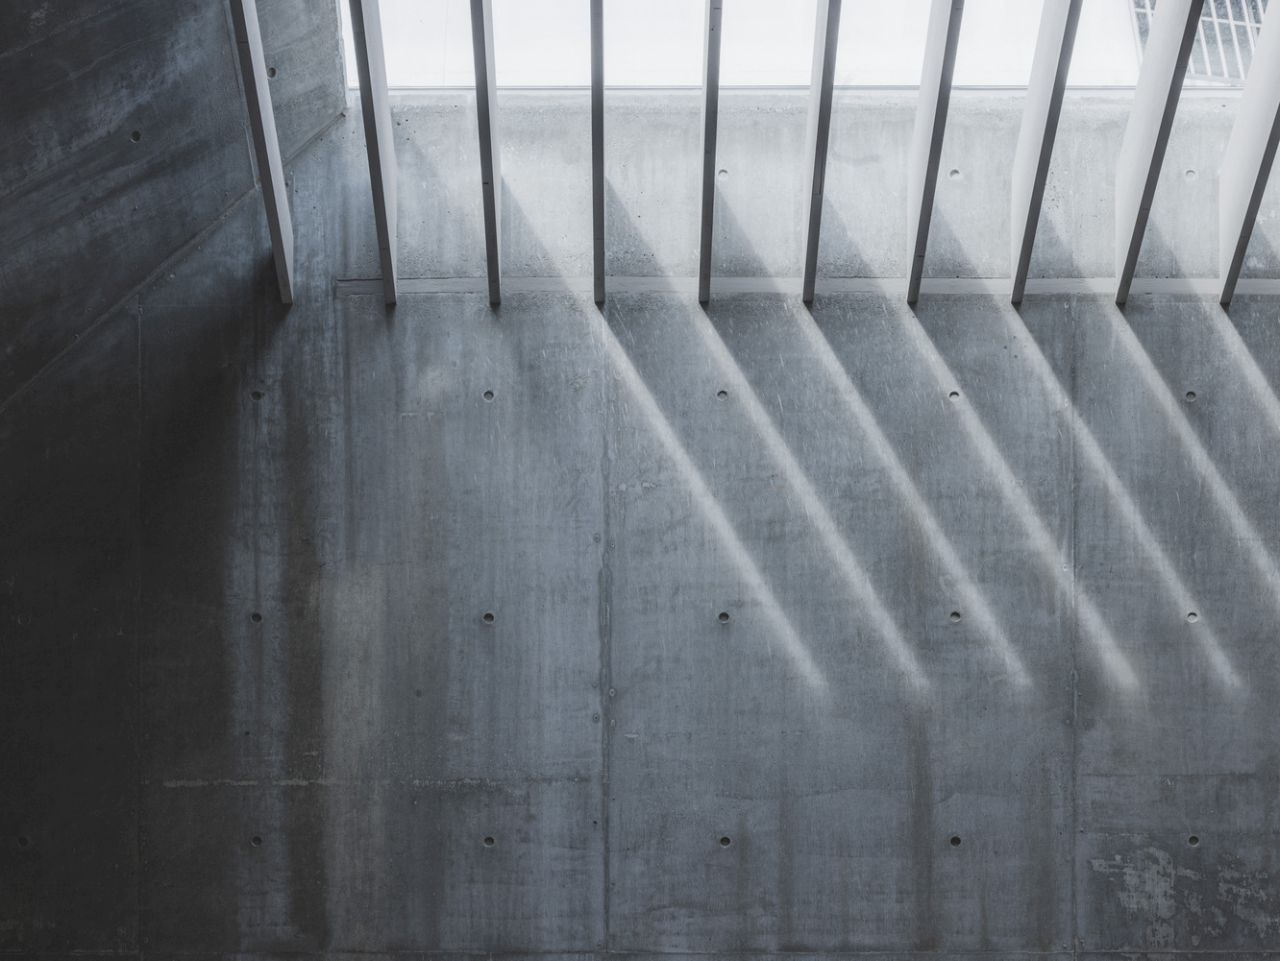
[{"xmin": 5, "ymin": 3, "xmax": 1280, "ymax": 958}]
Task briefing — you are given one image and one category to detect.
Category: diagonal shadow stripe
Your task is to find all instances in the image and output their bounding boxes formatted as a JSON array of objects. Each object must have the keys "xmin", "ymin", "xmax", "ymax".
[
  {"xmin": 616, "ymin": 183, "xmax": 932, "ymax": 690},
  {"xmin": 787, "ymin": 300, "xmax": 1037, "ymax": 690},
  {"xmin": 885, "ymin": 292, "xmax": 1143, "ymax": 694},
  {"xmin": 1027, "ymin": 216, "xmax": 1247, "ymax": 692},
  {"xmin": 1003, "ymin": 302, "xmax": 1243, "ymax": 692},
  {"xmin": 896, "ymin": 209, "xmax": 1243, "ymax": 694},
  {"xmin": 1208, "ymin": 302, "xmax": 1280, "ymax": 448},
  {"xmin": 593, "ymin": 298, "xmax": 831, "ymax": 696},
  {"xmin": 1105, "ymin": 299, "xmax": 1280, "ymax": 622},
  {"xmin": 689, "ymin": 299, "xmax": 939, "ymax": 691},
  {"xmin": 703, "ymin": 201, "xmax": 1023, "ymax": 688},
  {"xmin": 811, "ymin": 200, "xmax": 1146, "ymax": 691},
  {"xmin": 503, "ymin": 190, "xmax": 832, "ymax": 696}
]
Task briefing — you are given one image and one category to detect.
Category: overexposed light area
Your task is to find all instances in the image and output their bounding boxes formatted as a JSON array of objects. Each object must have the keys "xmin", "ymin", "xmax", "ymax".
[
  {"xmin": 601, "ymin": 0, "xmax": 703, "ymax": 85},
  {"xmin": 832, "ymin": 0, "xmax": 930, "ymax": 85},
  {"xmin": 1069, "ymin": 0, "xmax": 1143, "ymax": 85},
  {"xmin": 953, "ymin": 1, "xmax": 1043, "ymax": 85},
  {"xmin": 339, "ymin": 0, "xmax": 1261, "ymax": 89},
  {"xmin": 835, "ymin": 0, "xmax": 1141, "ymax": 86},
  {"xmin": 343, "ymin": 1, "xmax": 478, "ymax": 87},
  {"xmin": 721, "ymin": 0, "xmax": 820, "ymax": 85},
  {"xmin": 339, "ymin": 0, "xmax": 826, "ymax": 87}
]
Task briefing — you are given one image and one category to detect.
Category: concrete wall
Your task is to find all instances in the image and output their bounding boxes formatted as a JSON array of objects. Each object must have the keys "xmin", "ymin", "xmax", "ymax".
[
  {"xmin": 0, "ymin": 0, "xmax": 344, "ymax": 404},
  {"xmin": 5, "ymin": 13, "xmax": 1280, "ymax": 955}
]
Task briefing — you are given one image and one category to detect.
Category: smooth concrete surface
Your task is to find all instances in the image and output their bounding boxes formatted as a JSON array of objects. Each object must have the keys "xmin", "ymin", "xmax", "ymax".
[{"xmin": 6, "ymin": 19, "xmax": 1280, "ymax": 956}]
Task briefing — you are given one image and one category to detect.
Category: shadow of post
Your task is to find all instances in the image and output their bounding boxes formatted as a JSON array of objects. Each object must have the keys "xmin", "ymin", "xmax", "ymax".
[
  {"xmin": 712, "ymin": 198, "xmax": 1032, "ymax": 690},
  {"xmin": 1000, "ymin": 215, "xmax": 1244, "ymax": 692},
  {"xmin": 818, "ymin": 205, "xmax": 1146, "ymax": 694},
  {"xmin": 504, "ymin": 192, "xmax": 833, "ymax": 696}
]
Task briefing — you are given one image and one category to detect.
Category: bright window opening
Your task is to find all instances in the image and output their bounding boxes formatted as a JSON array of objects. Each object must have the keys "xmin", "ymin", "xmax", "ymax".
[{"xmin": 338, "ymin": 0, "xmax": 1269, "ymax": 89}]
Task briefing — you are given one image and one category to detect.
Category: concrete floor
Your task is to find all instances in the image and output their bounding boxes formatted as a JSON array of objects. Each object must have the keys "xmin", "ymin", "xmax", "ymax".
[{"xmin": 5, "ymin": 4, "xmax": 1280, "ymax": 956}]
